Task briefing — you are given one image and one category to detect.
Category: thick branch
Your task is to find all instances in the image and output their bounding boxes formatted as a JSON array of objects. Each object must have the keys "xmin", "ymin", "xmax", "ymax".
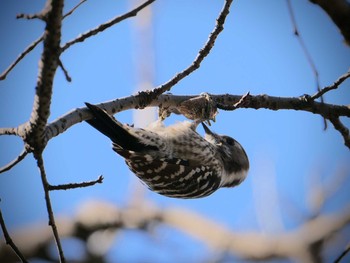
[
  {"xmin": 0, "ymin": 127, "xmax": 18, "ymax": 135},
  {"xmin": 23, "ymin": 0, "xmax": 64, "ymax": 153},
  {"xmin": 1, "ymin": 200, "xmax": 349, "ymax": 262},
  {"xmin": 162, "ymin": 206, "xmax": 350, "ymax": 261},
  {"xmin": 44, "ymin": 93, "xmax": 350, "ymax": 143}
]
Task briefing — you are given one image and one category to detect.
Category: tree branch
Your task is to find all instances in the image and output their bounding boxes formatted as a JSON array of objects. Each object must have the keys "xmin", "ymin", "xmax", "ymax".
[
  {"xmin": 0, "ymin": 0, "xmax": 87, "ymax": 81},
  {"xmin": 48, "ymin": 175, "xmax": 104, "ymax": 191},
  {"xmin": 35, "ymin": 153, "xmax": 65, "ymax": 262},
  {"xmin": 0, "ymin": 35, "xmax": 44, "ymax": 81},
  {"xmin": 0, "ymin": 127, "xmax": 18, "ymax": 135},
  {"xmin": 1, "ymin": 200, "xmax": 349, "ymax": 262},
  {"xmin": 138, "ymin": 0, "xmax": 234, "ymax": 103},
  {"xmin": 62, "ymin": 0, "xmax": 87, "ymax": 19},
  {"xmin": 329, "ymin": 117, "xmax": 350, "ymax": 148},
  {"xmin": 60, "ymin": 0, "xmax": 156, "ymax": 52},
  {"xmin": 334, "ymin": 244, "xmax": 350, "ymax": 263},
  {"xmin": 43, "ymin": 93, "xmax": 350, "ymax": 144},
  {"xmin": 58, "ymin": 59, "xmax": 72, "ymax": 82},
  {"xmin": 311, "ymin": 68, "xmax": 350, "ymax": 100},
  {"xmin": 0, "ymin": 206, "xmax": 28, "ymax": 263},
  {"xmin": 22, "ymin": 0, "xmax": 64, "ymax": 153},
  {"xmin": 286, "ymin": 0, "xmax": 327, "ymax": 129},
  {"xmin": 0, "ymin": 148, "xmax": 28, "ymax": 174}
]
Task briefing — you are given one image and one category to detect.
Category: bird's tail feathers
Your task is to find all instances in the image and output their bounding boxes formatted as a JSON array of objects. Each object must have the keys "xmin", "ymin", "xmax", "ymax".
[{"xmin": 85, "ymin": 102, "xmax": 154, "ymax": 152}]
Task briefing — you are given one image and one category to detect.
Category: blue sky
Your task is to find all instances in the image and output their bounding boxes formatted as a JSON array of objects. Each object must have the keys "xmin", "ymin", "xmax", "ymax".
[{"xmin": 0, "ymin": 0, "xmax": 350, "ymax": 262}]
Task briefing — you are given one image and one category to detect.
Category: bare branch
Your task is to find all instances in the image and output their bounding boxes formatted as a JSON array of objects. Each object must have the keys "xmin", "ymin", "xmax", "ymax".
[
  {"xmin": 0, "ymin": 0, "xmax": 87, "ymax": 81},
  {"xmin": 61, "ymin": 0, "xmax": 156, "ymax": 52},
  {"xmin": 48, "ymin": 175, "xmax": 104, "ymax": 191},
  {"xmin": 142, "ymin": 0, "xmax": 234, "ymax": 101},
  {"xmin": 43, "ymin": 93, "xmax": 350, "ymax": 143},
  {"xmin": 16, "ymin": 13, "xmax": 43, "ymax": 20},
  {"xmin": 2, "ymin": 200, "xmax": 350, "ymax": 262},
  {"xmin": 35, "ymin": 153, "xmax": 65, "ymax": 262},
  {"xmin": 216, "ymin": 92, "xmax": 250, "ymax": 110},
  {"xmin": 0, "ymin": 148, "xmax": 28, "ymax": 174},
  {"xmin": 0, "ymin": 127, "xmax": 18, "ymax": 135},
  {"xmin": 0, "ymin": 35, "xmax": 44, "ymax": 81},
  {"xmin": 334, "ymin": 244, "xmax": 350, "ymax": 263},
  {"xmin": 329, "ymin": 117, "xmax": 350, "ymax": 148},
  {"xmin": 286, "ymin": 0, "xmax": 327, "ymax": 129},
  {"xmin": 311, "ymin": 68, "xmax": 350, "ymax": 100},
  {"xmin": 162, "ymin": 205, "xmax": 350, "ymax": 261},
  {"xmin": 23, "ymin": 0, "xmax": 64, "ymax": 152},
  {"xmin": 286, "ymin": 0, "xmax": 320, "ymax": 92},
  {"xmin": 58, "ymin": 59, "xmax": 72, "ymax": 82},
  {"xmin": 310, "ymin": 0, "xmax": 350, "ymax": 45},
  {"xmin": 62, "ymin": 0, "xmax": 87, "ymax": 19},
  {"xmin": 0, "ymin": 206, "xmax": 28, "ymax": 263}
]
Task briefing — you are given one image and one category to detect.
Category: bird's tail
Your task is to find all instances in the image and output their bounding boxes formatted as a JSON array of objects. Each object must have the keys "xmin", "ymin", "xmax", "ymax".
[{"xmin": 85, "ymin": 102, "xmax": 153, "ymax": 152}]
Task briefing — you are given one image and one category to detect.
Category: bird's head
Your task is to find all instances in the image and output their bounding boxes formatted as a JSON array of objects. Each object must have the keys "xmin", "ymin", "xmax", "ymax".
[{"xmin": 202, "ymin": 123, "xmax": 249, "ymax": 187}]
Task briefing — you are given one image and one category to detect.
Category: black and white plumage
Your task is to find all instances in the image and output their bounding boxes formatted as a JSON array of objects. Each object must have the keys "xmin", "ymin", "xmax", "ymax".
[{"xmin": 85, "ymin": 103, "xmax": 249, "ymax": 199}]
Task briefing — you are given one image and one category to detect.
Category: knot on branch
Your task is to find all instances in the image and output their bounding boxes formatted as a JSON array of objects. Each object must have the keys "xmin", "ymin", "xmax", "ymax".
[
  {"xmin": 159, "ymin": 93, "xmax": 218, "ymax": 123},
  {"xmin": 136, "ymin": 90, "xmax": 158, "ymax": 109},
  {"xmin": 300, "ymin": 94, "xmax": 313, "ymax": 103},
  {"xmin": 216, "ymin": 92, "xmax": 251, "ymax": 110}
]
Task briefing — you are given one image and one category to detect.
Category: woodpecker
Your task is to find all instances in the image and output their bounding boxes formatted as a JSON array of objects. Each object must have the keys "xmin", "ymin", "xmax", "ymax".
[{"xmin": 85, "ymin": 103, "xmax": 249, "ymax": 199}]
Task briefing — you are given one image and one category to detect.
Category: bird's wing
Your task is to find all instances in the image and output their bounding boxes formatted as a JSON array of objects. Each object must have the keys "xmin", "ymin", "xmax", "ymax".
[{"xmin": 119, "ymin": 150, "xmax": 221, "ymax": 198}]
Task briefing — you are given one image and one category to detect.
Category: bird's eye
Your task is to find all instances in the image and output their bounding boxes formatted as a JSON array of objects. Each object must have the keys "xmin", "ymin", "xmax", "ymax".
[{"xmin": 225, "ymin": 137, "xmax": 235, "ymax": 146}]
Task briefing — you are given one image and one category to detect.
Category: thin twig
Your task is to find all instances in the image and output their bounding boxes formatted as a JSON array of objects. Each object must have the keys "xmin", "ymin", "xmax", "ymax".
[
  {"xmin": 0, "ymin": 148, "xmax": 28, "ymax": 174},
  {"xmin": 61, "ymin": 0, "xmax": 156, "ymax": 52},
  {"xmin": 58, "ymin": 59, "xmax": 72, "ymax": 82},
  {"xmin": 286, "ymin": 0, "xmax": 320, "ymax": 90},
  {"xmin": 0, "ymin": 0, "xmax": 87, "ymax": 81},
  {"xmin": 286, "ymin": 0, "xmax": 327, "ymax": 129},
  {"xmin": 0, "ymin": 35, "xmax": 44, "ymax": 80},
  {"xmin": 329, "ymin": 117, "xmax": 350, "ymax": 149},
  {"xmin": 146, "ymin": 0, "xmax": 234, "ymax": 99},
  {"xmin": 334, "ymin": 243, "xmax": 350, "ymax": 263},
  {"xmin": 16, "ymin": 13, "xmax": 43, "ymax": 20},
  {"xmin": 0, "ymin": 205, "xmax": 28, "ymax": 262},
  {"xmin": 48, "ymin": 175, "xmax": 104, "ymax": 191},
  {"xmin": 312, "ymin": 69, "xmax": 350, "ymax": 100},
  {"xmin": 63, "ymin": 0, "xmax": 87, "ymax": 19},
  {"xmin": 216, "ymin": 92, "xmax": 250, "ymax": 110},
  {"xmin": 35, "ymin": 153, "xmax": 65, "ymax": 262}
]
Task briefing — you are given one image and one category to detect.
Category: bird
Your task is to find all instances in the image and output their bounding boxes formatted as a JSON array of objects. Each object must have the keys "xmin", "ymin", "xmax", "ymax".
[{"xmin": 85, "ymin": 102, "xmax": 249, "ymax": 199}]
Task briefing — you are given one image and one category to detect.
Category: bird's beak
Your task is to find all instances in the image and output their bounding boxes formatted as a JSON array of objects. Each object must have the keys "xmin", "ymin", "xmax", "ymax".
[
  {"xmin": 202, "ymin": 123, "xmax": 214, "ymax": 136},
  {"xmin": 202, "ymin": 123, "xmax": 222, "ymax": 145}
]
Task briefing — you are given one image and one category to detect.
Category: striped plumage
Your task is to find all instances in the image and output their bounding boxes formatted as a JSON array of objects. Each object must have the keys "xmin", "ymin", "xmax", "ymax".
[{"xmin": 85, "ymin": 103, "xmax": 249, "ymax": 199}]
